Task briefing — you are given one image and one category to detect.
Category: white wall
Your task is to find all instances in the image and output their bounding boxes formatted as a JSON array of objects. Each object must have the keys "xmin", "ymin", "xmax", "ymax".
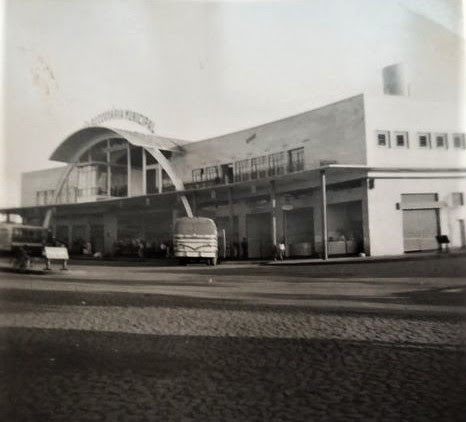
[
  {"xmin": 171, "ymin": 95, "xmax": 367, "ymax": 182},
  {"xmin": 365, "ymin": 95, "xmax": 466, "ymax": 168},
  {"xmin": 367, "ymin": 174, "xmax": 466, "ymax": 256},
  {"xmin": 21, "ymin": 166, "xmax": 68, "ymax": 206}
]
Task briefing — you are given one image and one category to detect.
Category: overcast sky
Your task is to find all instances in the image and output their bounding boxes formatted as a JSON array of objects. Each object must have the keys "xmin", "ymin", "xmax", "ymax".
[{"xmin": 0, "ymin": 0, "xmax": 464, "ymax": 207}]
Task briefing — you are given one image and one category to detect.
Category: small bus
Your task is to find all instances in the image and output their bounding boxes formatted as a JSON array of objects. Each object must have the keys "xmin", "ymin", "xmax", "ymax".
[
  {"xmin": 0, "ymin": 223, "xmax": 49, "ymax": 256},
  {"xmin": 173, "ymin": 217, "xmax": 218, "ymax": 265}
]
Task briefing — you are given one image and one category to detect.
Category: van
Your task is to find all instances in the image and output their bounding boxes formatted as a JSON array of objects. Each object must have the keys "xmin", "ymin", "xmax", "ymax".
[{"xmin": 173, "ymin": 217, "xmax": 218, "ymax": 265}]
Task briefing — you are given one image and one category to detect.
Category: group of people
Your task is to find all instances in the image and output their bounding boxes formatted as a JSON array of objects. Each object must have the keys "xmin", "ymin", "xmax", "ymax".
[{"xmin": 113, "ymin": 238, "xmax": 173, "ymax": 259}]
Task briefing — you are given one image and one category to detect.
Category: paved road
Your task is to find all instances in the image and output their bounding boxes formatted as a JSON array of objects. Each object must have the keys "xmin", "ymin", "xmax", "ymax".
[{"xmin": 0, "ymin": 256, "xmax": 465, "ymax": 421}]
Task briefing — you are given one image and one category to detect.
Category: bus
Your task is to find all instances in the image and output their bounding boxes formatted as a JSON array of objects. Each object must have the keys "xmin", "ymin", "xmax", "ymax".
[
  {"xmin": 173, "ymin": 217, "xmax": 218, "ymax": 265},
  {"xmin": 0, "ymin": 223, "xmax": 49, "ymax": 256}
]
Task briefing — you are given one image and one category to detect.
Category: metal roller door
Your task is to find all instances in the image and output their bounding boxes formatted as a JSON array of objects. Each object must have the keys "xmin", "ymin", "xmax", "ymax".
[
  {"xmin": 402, "ymin": 209, "xmax": 439, "ymax": 252},
  {"xmin": 246, "ymin": 213, "xmax": 272, "ymax": 258}
]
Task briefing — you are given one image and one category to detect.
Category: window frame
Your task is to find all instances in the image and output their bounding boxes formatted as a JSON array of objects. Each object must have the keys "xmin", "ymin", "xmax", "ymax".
[
  {"xmin": 205, "ymin": 165, "xmax": 219, "ymax": 181},
  {"xmin": 234, "ymin": 159, "xmax": 251, "ymax": 182},
  {"xmin": 268, "ymin": 151, "xmax": 286, "ymax": 176},
  {"xmin": 393, "ymin": 131, "xmax": 409, "ymax": 149},
  {"xmin": 453, "ymin": 133, "xmax": 465, "ymax": 150},
  {"xmin": 376, "ymin": 130, "xmax": 390, "ymax": 148},
  {"xmin": 434, "ymin": 133, "xmax": 448, "ymax": 149},
  {"xmin": 192, "ymin": 168, "xmax": 204, "ymax": 183},
  {"xmin": 417, "ymin": 132, "xmax": 431, "ymax": 149},
  {"xmin": 288, "ymin": 147, "xmax": 304, "ymax": 172},
  {"xmin": 452, "ymin": 192, "xmax": 464, "ymax": 206}
]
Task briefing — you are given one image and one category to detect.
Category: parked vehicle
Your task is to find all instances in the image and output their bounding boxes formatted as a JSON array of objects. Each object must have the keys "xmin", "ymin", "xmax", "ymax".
[
  {"xmin": 173, "ymin": 217, "xmax": 218, "ymax": 265},
  {"xmin": 0, "ymin": 223, "xmax": 48, "ymax": 256}
]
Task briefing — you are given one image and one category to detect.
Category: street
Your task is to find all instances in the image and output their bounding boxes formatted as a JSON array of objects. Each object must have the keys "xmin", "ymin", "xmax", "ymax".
[{"xmin": 0, "ymin": 255, "xmax": 465, "ymax": 421}]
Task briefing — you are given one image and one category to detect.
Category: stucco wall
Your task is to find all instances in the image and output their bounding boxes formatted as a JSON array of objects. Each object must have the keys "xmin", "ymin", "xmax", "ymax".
[
  {"xmin": 367, "ymin": 174, "xmax": 466, "ymax": 256},
  {"xmin": 364, "ymin": 95, "xmax": 466, "ymax": 168},
  {"xmin": 171, "ymin": 95, "xmax": 367, "ymax": 182},
  {"xmin": 21, "ymin": 166, "xmax": 71, "ymax": 207}
]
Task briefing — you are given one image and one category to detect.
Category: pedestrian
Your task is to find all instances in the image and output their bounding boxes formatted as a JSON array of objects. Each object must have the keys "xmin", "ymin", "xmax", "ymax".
[
  {"xmin": 137, "ymin": 240, "xmax": 145, "ymax": 260},
  {"xmin": 278, "ymin": 240, "xmax": 286, "ymax": 260}
]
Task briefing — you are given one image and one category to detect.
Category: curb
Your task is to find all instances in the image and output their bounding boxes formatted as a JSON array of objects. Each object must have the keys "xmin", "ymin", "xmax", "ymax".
[{"xmin": 263, "ymin": 251, "xmax": 466, "ymax": 266}]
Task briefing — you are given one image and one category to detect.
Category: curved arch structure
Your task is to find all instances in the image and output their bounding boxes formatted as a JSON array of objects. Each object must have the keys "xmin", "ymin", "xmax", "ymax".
[{"xmin": 43, "ymin": 126, "xmax": 193, "ymax": 227}]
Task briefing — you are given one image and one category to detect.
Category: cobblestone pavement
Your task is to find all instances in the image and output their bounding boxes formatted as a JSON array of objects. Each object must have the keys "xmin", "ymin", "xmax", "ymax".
[{"xmin": 0, "ymin": 258, "xmax": 465, "ymax": 421}]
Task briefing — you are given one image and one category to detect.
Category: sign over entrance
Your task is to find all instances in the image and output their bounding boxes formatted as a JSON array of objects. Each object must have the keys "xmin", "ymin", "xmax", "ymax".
[{"xmin": 87, "ymin": 109, "xmax": 155, "ymax": 133}]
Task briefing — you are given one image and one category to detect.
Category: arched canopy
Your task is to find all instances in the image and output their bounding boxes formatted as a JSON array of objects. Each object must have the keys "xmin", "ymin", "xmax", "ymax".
[
  {"xmin": 50, "ymin": 126, "xmax": 188, "ymax": 163},
  {"xmin": 42, "ymin": 126, "xmax": 193, "ymax": 227}
]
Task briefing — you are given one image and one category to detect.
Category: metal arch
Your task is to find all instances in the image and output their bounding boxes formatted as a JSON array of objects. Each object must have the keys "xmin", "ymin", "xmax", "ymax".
[
  {"xmin": 43, "ymin": 130, "xmax": 193, "ymax": 228},
  {"xmin": 143, "ymin": 146, "xmax": 193, "ymax": 217}
]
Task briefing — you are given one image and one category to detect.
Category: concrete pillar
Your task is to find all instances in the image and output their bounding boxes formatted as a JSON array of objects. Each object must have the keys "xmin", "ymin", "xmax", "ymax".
[
  {"xmin": 228, "ymin": 187, "xmax": 235, "ymax": 255},
  {"xmin": 103, "ymin": 214, "xmax": 118, "ymax": 256},
  {"xmin": 127, "ymin": 143, "xmax": 132, "ymax": 197},
  {"xmin": 270, "ymin": 181, "xmax": 277, "ymax": 247},
  {"xmin": 172, "ymin": 208, "xmax": 179, "ymax": 232},
  {"xmin": 157, "ymin": 165, "xmax": 163, "ymax": 193},
  {"xmin": 238, "ymin": 202, "xmax": 247, "ymax": 245},
  {"xmin": 106, "ymin": 139, "xmax": 111, "ymax": 197},
  {"xmin": 361, "ymin": 178, "xmax": 371, "ymax": 256},
  {"xmin": 320, "ymin": 170, "xmax": 328, "ymax": 260},
  {"xmin": 142, "ymin": 148, "xmax": 147, "ymax": 195}
]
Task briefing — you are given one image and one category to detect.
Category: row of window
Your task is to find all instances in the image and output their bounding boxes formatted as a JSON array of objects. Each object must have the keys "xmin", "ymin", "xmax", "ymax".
[
  {"xmin": 376, "ymin": 131, "xmax": 466, "ymax": 150},
  {"xmin": 192, "ymin": 147, "xmax": 305, "ymax": 183}
]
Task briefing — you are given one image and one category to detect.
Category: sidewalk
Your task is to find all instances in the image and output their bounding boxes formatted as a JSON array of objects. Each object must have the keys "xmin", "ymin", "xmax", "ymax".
[{"xmin": 264, "ymin": 250, "xmax": 466, "ymax": 266}]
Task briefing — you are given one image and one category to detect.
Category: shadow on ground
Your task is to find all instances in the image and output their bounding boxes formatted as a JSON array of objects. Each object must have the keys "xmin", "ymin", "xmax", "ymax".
[
  {"xmin": 0, "ymin": 327, "xmax": 465, "ymax": 422},
  {"xmin": 1, "ymin": 286, "xmax": 465, "ymax": 322}
]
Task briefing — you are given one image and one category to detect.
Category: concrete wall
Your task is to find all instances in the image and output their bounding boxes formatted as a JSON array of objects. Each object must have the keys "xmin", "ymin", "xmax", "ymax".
[
  {"xmin": 171, "ymin": 95, "xmax": 367, "ymax": 182},
  {"xmin": 364, "ymin": 95, "xmax": 466, "ymax": 168},
  {"xmin": 366, "ymin": 174, "xmax": 466, "ymax": 256},
  {"xmin": 21, "ymin": 166, "xmax": 78, "ymax": 207}
]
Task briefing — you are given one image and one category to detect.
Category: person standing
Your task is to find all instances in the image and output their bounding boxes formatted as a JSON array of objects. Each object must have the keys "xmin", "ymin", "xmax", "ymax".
[{"xmin": 278, "ymin": 240, "xmax": 286, "ymax": 261}]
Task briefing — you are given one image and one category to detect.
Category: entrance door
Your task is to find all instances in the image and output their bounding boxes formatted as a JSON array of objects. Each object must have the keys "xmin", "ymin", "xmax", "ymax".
[
  {"xmin": 402, "ymin": 209, "xmax": 439, "ymax": 252},
  {"xmin": 285, "ymin": 207, "xmax": 314, "ymax": 256},
  {"xmin": 246, "ymin": 212, "xmax": 272, "ymax": 258}
]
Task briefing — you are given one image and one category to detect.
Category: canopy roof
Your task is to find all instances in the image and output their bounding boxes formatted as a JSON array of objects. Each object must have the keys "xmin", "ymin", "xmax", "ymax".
[{"xmin": 50, "ymin": 126, "xmax": 189, "ymax": 163}]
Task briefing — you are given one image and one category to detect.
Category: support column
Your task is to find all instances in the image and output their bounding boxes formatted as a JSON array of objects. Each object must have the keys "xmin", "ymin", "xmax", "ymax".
[
  {"xmin": 270, "ymin": 181, "xmax": 277, "ymax": 248},
  {"xmin": 228, "ymin": 187, "xmax": 234, "ymax": 256},
  {"xmin": 106, "ymin": 139, "xmax": 111, "ymax": 197},
  {"xmin": 320, "ymin": 170, "xmax": 328, "ymax": 260},
  {"xmin": 103, "ymin": 214, "xmax": 117, "ymax": 256},
  {"xmin": 157, "ymin": 165, "xmax": 163, "ymax": 193},
  {"xmin": 142, "ymin": 148, "xmax": 147, "ymax": 195},
  {"xmin": 127, "ymin": 143, "xmax": 131, "ymax": 197}
]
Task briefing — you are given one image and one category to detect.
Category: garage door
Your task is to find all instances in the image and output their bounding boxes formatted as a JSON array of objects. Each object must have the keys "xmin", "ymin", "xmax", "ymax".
[
  {"xmin": 402, "ymin": 209, "xmax": 439, "ymax": 252},
  {"xmin": 285, "ymin": 207, "xmax": 314, "ymax": 256},
  {"xmin": 246, "ymin": 213, "xmax": 272, "ymax": 258}
]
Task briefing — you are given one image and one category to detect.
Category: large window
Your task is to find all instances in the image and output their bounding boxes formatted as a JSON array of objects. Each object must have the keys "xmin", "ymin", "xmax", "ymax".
[
  {"xmin": 192, "ymin": 168, "xmax": 204, "ymax": 182},
  {"xmin": 251, "ymin": 156, "xmax": 267, "ymax": 179},
  {"xmin": 268, "ymin": 152, "xmax": 285, "ymax": 176},
  {"xmin": 288, "ymin": 147, "xmax": 304, "ymax": 172},
  {"xmin": 234, "ymin": 159, "xmax": 251, "ymax": 182},
  {"xmin": 205, "ymin": 166, "xmax": 219, "ymax": 181}
]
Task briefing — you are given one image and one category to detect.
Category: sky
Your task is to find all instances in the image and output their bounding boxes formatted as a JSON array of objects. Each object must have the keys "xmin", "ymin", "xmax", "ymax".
[{"xmin": 0, "ymin": 0, "xmax": 464, "ymax": 207}]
